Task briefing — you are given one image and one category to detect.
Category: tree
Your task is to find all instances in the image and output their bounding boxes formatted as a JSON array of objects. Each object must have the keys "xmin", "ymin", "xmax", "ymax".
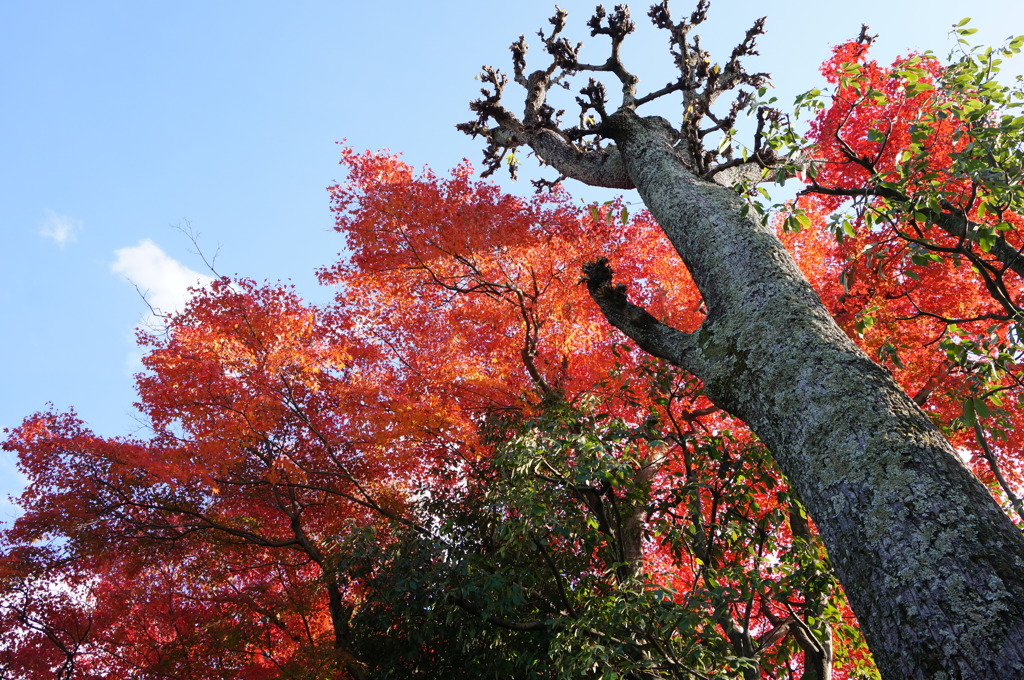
[
  {"xmin": 2, "ymin": 281, "xmax": 391, "ymax": 679},
  {"xmin": 459, "ymin": 2, "xmax": 1024, "ymax": 678},
  {"xmin": 4, "ymin": 5, "xmax": 1024, "ymax": 680},
  {"xmin": 2, "ymin": 152, "xmax": 862, "ymax": 678},
  {"xmin": 324, "ymin": 151, "xmax": 852, "ymax": 679}
]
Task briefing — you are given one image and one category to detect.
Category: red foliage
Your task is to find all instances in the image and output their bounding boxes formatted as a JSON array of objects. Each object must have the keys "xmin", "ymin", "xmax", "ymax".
[
  {"xmin": 7, "ymin": 54, "xmax": 1024, "ymax": 670},
  {"xmin": 798, "ymin": 39, "xmax": 1024, "ymax": 500}
]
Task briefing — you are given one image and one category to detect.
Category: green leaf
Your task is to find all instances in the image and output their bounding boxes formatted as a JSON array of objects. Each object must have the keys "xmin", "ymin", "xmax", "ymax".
[
  {"xmin": 979, "ymin": 233, "xmax": 997, "ymax": 252},
  {"xmin": 855, "ymin": 312, "xmax": 876, "ymax": 335},
  {"xmin": 961, "ymin": 399, "xmax": 977, "ymax": 427}
]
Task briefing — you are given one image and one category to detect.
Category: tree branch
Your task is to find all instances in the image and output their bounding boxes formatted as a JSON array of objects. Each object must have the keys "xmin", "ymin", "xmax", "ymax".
[
  {"xmin": 581, "ymin": 258, "xmax": 696, "ymax": 369},
  {"xmin": 446, "ymin": 593, "xmax": 551, "ymax": 632}
]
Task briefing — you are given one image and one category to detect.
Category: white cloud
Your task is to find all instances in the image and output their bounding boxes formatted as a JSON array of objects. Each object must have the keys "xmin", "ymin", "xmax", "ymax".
[
  {"xmin": 111, "ymin": 239, "xmax": 213, "ymax": 329},
  {"xmin": 39, "ymin": 209, "xmax": 82, "ymax": 248}
]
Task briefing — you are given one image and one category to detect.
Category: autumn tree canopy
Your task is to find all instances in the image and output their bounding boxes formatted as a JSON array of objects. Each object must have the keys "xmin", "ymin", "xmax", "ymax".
[{"xmin": 4, "ymin": 3, "xmax": 1024, "ymax": 680}]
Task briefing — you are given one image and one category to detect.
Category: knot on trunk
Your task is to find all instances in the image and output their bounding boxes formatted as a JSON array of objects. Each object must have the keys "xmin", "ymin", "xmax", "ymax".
[{"xmin": 582, "ymin": 257, "xmax": 629, "ymax": 304}]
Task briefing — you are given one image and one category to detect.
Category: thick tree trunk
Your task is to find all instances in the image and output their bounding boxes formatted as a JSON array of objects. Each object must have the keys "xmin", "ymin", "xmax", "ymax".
[{"xmin": 587, "ymin": 109, "xmax": 1024, "ymax": 679}]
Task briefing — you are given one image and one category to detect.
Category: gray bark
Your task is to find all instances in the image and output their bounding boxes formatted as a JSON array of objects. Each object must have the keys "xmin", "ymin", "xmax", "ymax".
[{"xmin": 571, "ymin": 109, "xmax": 1024, "ymax": 679}]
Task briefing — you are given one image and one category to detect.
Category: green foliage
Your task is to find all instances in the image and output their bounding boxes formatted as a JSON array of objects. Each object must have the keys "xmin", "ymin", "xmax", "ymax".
[{"xmin": 336, "ymin": 393, "xmax": 848, "ymax": 679}]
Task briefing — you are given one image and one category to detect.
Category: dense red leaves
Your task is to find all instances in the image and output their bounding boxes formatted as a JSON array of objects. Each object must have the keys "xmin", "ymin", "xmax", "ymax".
[
  {"xmin": 809, "ymin": 42, "xmax": 951, "ymax": 199},
  {"xmin": 0, "ymin": 147, "xmax": 857, "ymax": 677},
  {"xmin": 0, "ymin": 150, "xmax": 800, "ymax": 677},
  {"xmin": 324, "ymin": 149, "xmax": 705, "ymax": 420},
  {"xmin": 1, "ymin": 284, "xmax": 371, "ymax": 677},
  {"xmin": 9, "ymin": 87, "xmax": 1024, "ymax": 675}
]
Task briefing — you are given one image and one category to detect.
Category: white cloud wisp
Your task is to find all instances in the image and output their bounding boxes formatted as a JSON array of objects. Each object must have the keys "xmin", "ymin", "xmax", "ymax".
[
  {"xmin": 111, "ymin": 239, "xmax": 214, "ymax": 330},
  {"xmin": 39, "ymin": 209, "xmax": 82, "ymax": 248}
]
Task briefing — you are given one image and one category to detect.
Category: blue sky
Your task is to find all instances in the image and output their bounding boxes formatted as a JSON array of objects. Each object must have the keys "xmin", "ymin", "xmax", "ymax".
[{"xmin": 2, "ymin": 0, "xmax": 1022, "ymax": 522}]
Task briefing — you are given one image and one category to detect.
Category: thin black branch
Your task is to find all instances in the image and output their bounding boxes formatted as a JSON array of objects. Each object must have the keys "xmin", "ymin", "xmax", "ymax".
[{"xmin": 974, "ymin": 422, "xmax": 1024, "ymax": 524}]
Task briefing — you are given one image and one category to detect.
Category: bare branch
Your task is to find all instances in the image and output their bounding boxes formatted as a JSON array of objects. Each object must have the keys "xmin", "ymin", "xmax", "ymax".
[
  {"xmin": 974, "ymin": 422, "xmax": 1024, "ymax": 524},
  {"xmin": 461, "ymin": 1, "xmax": 777, "ymax": 188},
  {"xmin": 581, "ymin": 258, "xmax": 696, "ymax": 369},
  {"xmin": 856, "ymin": 23, "xmax": 878, "ymax": 45}
]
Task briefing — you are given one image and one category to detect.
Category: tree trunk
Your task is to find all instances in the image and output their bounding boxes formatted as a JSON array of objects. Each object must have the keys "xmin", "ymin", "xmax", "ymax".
[
  {"xmin": 325, "ymin": 579, "xmax": 367, "ymax": 680},
  {"xmin": 584, "ymin": 109, "xmax": 1024, "ymax": 679}
]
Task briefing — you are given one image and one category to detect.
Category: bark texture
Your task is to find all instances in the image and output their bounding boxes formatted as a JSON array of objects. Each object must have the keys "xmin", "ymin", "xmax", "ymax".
[{"xmin": 579, "ymin": 109, "xmax": 1024, "ymax": 679}]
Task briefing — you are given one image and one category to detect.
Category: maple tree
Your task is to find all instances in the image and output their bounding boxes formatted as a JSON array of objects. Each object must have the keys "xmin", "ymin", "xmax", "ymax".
[
  {"xmin": 3, "ymin": 3, "xmax": 1024, "ymax": 680},
  {"xmin": 1, "ymin": 152, "xmax": 860, "ymax": 679}
]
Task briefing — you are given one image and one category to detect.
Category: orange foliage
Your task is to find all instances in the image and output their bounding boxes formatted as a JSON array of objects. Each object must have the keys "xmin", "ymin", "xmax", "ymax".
[{"xmin": 7, "ymin": 88, "xmax": 1024, "ymax": 672}]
